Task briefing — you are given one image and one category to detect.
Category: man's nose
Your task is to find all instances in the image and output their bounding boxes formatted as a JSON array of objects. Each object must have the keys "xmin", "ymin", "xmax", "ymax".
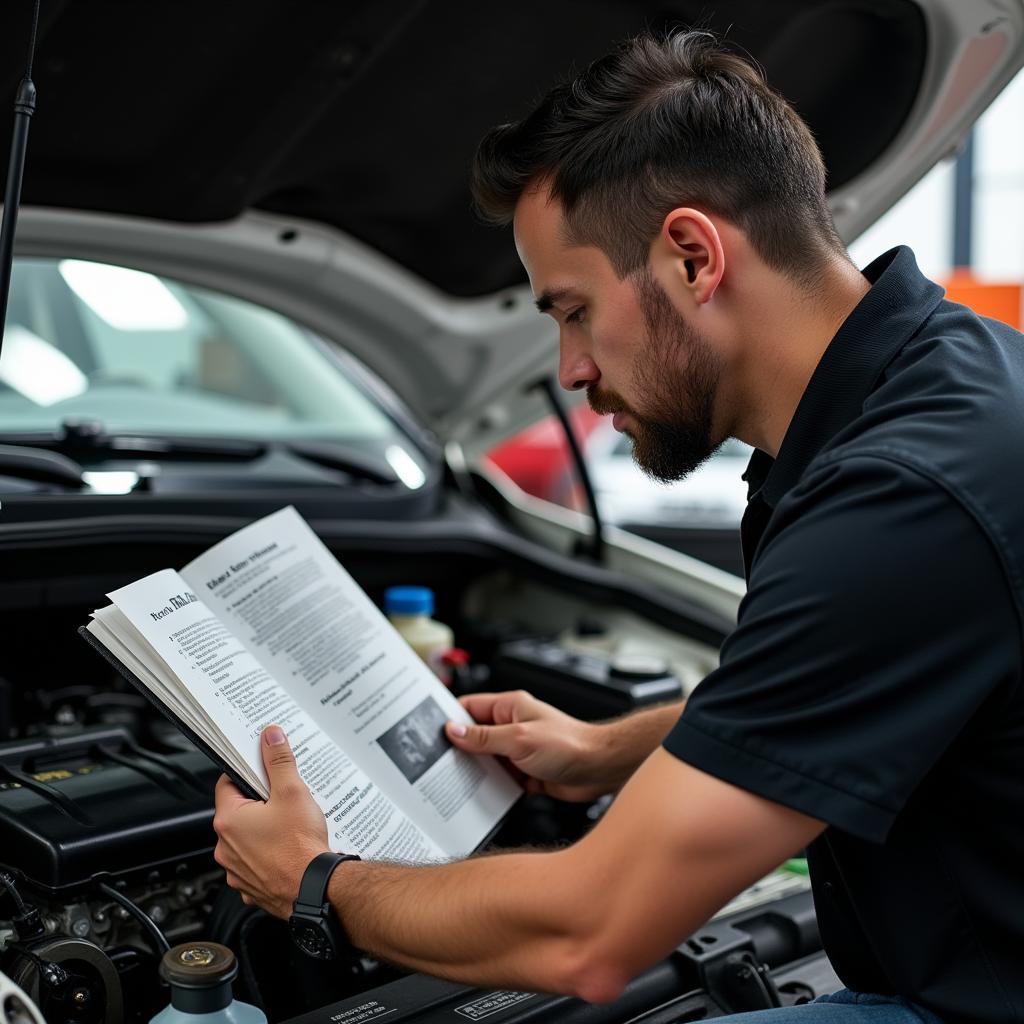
[{"xmin": 557, "ymin": 336, "xmax": 600, "ymax": 392}]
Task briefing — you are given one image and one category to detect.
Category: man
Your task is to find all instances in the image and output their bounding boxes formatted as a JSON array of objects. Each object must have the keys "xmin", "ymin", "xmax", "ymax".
[{"xmin": 213, "ymin": 31, "xmax": 1024, "ymax": 1023}]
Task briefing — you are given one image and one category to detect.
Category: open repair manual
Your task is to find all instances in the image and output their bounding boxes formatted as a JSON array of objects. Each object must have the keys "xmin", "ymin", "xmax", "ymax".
[{"xmin": 80, "ymin": 506, "xmax": 521, "ymax": 863}]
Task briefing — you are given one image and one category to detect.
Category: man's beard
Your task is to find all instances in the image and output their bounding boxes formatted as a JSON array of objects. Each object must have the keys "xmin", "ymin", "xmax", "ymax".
[{"xmin": 588, "ymin": 269, "xmax": 723, "ymax": 483}]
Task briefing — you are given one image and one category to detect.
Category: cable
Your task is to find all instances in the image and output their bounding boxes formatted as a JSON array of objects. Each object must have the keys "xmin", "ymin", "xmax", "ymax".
[
  {"xmin": 95, "ymin": 882, "xmax": 171, "ymax": 955},
  {"xmin": 0, "ymin": 871, "xmax": 28, "ymax": 915},
  {"xmin": 4, "ymin": 942, "xmax": 68, "ymax": 988},
  {"xmin": 0, "ymin": 872, "xmax": 43, "ymax": 940}
]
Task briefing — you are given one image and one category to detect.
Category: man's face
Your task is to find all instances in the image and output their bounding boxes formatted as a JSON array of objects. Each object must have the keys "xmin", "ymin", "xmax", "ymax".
[
  {"xmin": 514, "ymin": 186, "xmax": 723, "ymax": 483},
  {"xmin": 604, "ymin": 268, "xmax": 723, "ymax": 481}
]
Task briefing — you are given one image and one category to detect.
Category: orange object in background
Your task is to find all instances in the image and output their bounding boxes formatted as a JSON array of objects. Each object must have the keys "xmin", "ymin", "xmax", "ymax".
[{"xmin": 944, "ymin": 272, "xmax": 1022, "ymax": 329}]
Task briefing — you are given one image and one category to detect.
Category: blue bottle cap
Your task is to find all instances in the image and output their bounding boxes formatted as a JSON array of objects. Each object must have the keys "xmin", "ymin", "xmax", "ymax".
[{"xmin": 384, "ymin": 586, "xmax": 434, "ymax": 616}]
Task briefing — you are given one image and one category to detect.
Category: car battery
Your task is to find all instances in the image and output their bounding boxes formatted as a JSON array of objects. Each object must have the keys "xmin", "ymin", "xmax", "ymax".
[{"xmin": 489, "ymin": 639, "xmax": 682, "ymax": 721}]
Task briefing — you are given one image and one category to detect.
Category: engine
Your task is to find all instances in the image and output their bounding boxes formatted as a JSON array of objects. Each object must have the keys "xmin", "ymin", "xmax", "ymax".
[
  {"xmin": 0, "ymin": 683, "xmax": 417, "ymax": 1024},
  {"xmin": 0, "ymin": 718, "xmax": 221, "ymax": 1022},
  {"xmin": 0, "ymin": 651, "xmax": 628, "ymax": 1024}
]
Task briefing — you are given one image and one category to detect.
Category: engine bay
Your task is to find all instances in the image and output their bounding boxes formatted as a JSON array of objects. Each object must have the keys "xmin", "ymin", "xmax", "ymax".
[{"xmin": 0, "ymin": 516, "xmax": 834, "ymax": 1023}]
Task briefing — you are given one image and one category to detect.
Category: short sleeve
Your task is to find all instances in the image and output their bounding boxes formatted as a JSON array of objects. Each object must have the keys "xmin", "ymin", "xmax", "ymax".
[{"xmin": 663, "ymin": 454, "xmax": 1019, "ymax": 842}]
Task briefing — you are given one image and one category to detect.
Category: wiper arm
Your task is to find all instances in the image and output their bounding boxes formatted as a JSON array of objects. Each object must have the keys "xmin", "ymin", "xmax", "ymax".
[
  {"xmin": 0, "ymin": 419, "xmax": 267, "ymax": 461},
  {"xmin": 0, "ymin": 421, "xmax": 402, "ymax": 487},
  {"xmin": 0, "ymin": 444, "xmax": 84, "ymax": 489},
  {"xmin": 100, "ymin": 434, "xmax": 267, "ymax": 459},
  {"xmin": 285, "ymin": 440, "xmax": 399, "ymax": 485}
]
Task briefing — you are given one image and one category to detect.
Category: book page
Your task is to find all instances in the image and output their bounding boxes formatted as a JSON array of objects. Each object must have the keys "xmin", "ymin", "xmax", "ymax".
[
  {"xmin": 92, "ymin": 569, "xmax": 444, "ymax": 862},
  {"xmin": 180, "ymin": 507, "xmax": 521, "ymax": 859}
]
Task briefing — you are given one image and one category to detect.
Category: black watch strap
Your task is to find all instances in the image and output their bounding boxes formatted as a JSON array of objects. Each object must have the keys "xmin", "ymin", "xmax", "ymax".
[{"xmin": 294, "ymin": 851, "xmax": 361, "ymax": 913}]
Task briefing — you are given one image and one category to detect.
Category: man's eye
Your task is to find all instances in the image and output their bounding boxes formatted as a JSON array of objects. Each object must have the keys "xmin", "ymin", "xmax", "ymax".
[{"xmin": 565, "ymin": 307, "xmax": 586, "ymax": 325}]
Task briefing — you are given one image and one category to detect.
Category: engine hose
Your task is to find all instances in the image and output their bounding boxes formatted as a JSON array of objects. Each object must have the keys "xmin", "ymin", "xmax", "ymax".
[{"xmin": 95, "ymin": 881, "xmax": 170, "ymax": 954}]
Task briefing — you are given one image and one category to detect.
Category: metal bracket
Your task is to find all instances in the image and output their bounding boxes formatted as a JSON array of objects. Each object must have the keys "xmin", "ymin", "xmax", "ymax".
[{"xmin": 675, "ymin": 918, "xmax": 783, "ymax": 1014}]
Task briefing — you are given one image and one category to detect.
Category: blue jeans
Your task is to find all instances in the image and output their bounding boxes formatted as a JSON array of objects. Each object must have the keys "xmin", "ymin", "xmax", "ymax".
[{"xmin": 720, "ymin": 989, "xmax": 944, "ymax": 1022}]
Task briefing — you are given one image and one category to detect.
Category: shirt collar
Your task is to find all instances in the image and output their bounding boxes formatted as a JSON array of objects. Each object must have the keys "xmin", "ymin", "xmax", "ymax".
[{"xmin": 742, "ymin": 246, "xmax": 944, "ymax": 507}]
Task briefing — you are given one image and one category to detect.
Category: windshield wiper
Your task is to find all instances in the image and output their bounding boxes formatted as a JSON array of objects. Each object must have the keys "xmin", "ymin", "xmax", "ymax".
[
  {"xmin": 0, "ymin": 420, "xmax": 404, "ymax": 487},
  {"xmin": 285, "ymin": 440, "xmax": 399, "ymax": 486},
  {"xmin": 0, "ymin": 444, "xmax": 84, "ymax": 489},
  {"xmin": 0, "ymin": 419, "xmax": 267, "ymax": 461}
]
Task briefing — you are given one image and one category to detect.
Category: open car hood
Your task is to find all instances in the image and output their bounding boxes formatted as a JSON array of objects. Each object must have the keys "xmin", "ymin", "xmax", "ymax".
[{"xmin": 3, "ymin": 0, "xmax": 1024, "ymax": 451}]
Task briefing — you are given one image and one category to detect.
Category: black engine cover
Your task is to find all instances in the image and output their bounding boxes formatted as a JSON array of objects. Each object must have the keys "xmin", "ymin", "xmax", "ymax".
[{"xmin": 0, "ymin": 726, "xmax": 221, "ymax": 893}]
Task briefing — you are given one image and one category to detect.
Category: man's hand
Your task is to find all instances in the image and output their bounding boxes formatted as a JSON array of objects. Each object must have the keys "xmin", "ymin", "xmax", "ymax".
[
  {"xmin": 212, "ymin": 725, "xmax": 328, "ymax": 918},
  {"xmin": 445, "ymin": 691, "xmax": 682, "ymax": 802},
  {"xmin": 445, "ymin": 691, "xmax": 605, "ymax": 801}
]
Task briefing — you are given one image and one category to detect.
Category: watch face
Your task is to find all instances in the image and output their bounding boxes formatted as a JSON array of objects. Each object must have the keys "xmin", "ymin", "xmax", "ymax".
[{"xmin": 291, "ymin": 918, "xmax": 334, "ymax": 960}]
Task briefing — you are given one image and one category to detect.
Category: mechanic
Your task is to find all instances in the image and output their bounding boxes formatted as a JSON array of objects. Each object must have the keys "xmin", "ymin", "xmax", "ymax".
[{"xmin": 213, "ymin": 31, "xmax": 1024, "ymax": 1024}]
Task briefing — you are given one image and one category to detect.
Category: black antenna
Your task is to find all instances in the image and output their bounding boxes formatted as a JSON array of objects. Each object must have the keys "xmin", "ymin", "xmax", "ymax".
[{"xmin": 0, "ymin": 0, "xmax": 43, "ymax": 363}]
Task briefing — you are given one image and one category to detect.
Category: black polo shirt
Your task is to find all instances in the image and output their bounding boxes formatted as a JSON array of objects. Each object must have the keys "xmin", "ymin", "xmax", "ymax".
[{"xmin": 663, "ymin": 247, "xmax": 1024, "ymax": 1023}]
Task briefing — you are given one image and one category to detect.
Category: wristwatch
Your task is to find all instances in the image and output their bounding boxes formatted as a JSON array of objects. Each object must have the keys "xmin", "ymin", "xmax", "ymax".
[{"xmin": 288, "ymin": 851, "xmax": 361, "ymax": 960}]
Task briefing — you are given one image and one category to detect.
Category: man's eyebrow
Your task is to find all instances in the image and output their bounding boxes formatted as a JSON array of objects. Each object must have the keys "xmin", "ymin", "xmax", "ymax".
[{"xmin": 534, "ymin": 288, "xmax": 572, "ymax": 314}]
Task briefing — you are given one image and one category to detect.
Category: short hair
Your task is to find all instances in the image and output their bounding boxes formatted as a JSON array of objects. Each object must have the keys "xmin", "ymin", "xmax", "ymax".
[{"xmin": 471, "ymin": 31, "xmax": 845, "ymax": 286}]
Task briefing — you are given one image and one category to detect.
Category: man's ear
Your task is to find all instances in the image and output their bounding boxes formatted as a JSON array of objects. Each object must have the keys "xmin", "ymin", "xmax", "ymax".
[{"xmin": 656, "ymin": 208, "xmax": 724, "ymax": 304}]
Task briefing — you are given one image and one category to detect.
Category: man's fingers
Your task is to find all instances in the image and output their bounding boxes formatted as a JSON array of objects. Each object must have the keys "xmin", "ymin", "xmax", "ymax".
[
  {"xmin": 260, "ymin": 725, "xmax": 304, "ymax": 798},
  {"xmin": 459, "ymin": 690, "xmax": 534, "ymax": 726},
  {"xmin": 446, "ymin": 719, "xmax": 531, "ymax": 760},
  {"xmin": 215, "ymin": 773, "xmax": 253, "ymax": 812},
  {"xmin": 224, "ymin": 872, "xmax": 260, "ymax": 905},
  {"xmin": 458, "ymin": 692, "xmax": 502, "ymax": 724}
]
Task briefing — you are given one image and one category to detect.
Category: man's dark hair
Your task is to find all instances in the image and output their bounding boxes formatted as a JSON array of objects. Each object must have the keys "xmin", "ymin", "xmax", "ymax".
[{"xmin": 471, "ymin": 31, "xmax": 845, "ymax": 286}]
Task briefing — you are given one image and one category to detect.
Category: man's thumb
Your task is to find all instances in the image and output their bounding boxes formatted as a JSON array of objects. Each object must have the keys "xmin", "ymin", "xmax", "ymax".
[{"xmin": 261, "ymin": 724, "xmax": 299, "ymax": 793}]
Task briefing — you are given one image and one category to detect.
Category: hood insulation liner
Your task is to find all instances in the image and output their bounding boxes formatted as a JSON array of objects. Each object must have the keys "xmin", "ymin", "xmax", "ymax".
[{"xmin": 0, "ymin": 0, "xmax": 925, "ymax": 297}]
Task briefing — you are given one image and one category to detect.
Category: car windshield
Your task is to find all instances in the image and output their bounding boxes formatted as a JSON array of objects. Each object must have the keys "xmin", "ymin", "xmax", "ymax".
[{"xmin": 0, "ymin": 257, "xmax": 403, "ymax": 444}]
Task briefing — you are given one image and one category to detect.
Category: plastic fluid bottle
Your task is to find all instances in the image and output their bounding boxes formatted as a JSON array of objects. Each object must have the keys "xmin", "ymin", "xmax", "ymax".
[
  {"xmin": 384, "ymin": 586, "xmax": 454, "ymax": 682},
  {"xmin": 150, "ymin": 942, "xmax": 266, "ymax": 1024}
]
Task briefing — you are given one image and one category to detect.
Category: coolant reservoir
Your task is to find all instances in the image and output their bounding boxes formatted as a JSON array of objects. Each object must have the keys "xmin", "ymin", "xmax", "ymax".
[
  {"xmin": 150, "ymin": 943, "xmax": 265, "ymax": 1024},
  {"xmin": 385, "ymin": 586, "xmax": 454, "ymax": 681}
]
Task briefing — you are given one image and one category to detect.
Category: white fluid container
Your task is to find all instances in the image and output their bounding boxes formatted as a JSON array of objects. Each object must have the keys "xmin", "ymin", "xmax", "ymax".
[{"xmin": 384, "ymin": 586, "xmax": 454, "ymax": 682}]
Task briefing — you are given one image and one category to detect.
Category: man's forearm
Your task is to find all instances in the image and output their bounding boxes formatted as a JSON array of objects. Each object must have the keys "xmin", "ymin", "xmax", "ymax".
[
  {"xmin": 587, "ymin": 701, "xmax": 684, "ymax": 793},
  {"xmin": 324, "ymin": 743, "xmax": 816, "ymax": 1005},
  {"xmin": 328, "ymin": 848, "xmax": 619, "ymax": 1000}
]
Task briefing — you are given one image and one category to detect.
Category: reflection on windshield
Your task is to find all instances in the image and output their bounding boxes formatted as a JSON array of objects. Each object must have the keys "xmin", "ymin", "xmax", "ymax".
[
  {"xmin": 59, "ymin": 261, "xmax": 189, "ymax": 331},
  {"xmin": 0, "ymin": 324, "xmax": 87, "ymax": 405},
  {"xmin": 0, "ymin": 258, "xmax": 401, "ymax": 445}
]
